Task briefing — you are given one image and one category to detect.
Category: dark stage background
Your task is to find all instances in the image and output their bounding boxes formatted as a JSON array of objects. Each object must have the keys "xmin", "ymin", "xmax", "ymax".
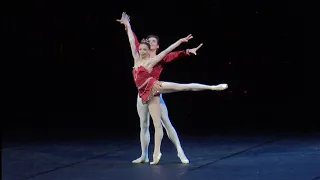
[{"xmin": 3, "ymin": 0, "xmax": 305, "ymax": 140}]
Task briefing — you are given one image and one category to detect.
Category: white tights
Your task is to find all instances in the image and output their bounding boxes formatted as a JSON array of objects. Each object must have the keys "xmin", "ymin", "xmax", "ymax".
[{"xmin": 133, "ymin": 94, "xmax": 188, "ymax": 163}]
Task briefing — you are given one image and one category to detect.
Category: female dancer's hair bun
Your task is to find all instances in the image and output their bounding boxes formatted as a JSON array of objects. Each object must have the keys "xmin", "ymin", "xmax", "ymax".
[{"xmin": 140, "ymin": 38, "xmax": 151, "ymax": 49}]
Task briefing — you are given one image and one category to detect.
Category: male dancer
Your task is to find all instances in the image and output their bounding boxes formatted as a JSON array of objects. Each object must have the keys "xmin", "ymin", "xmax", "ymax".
[{"xmin": 118, "ymin": 14, "xmax": 203, "ymax": 164}]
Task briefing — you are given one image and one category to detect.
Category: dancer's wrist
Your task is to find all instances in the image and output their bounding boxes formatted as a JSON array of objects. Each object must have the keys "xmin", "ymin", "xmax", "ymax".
[{"xmin": 186, "ymin": 49, "xmax": 190, "ymax": 55}]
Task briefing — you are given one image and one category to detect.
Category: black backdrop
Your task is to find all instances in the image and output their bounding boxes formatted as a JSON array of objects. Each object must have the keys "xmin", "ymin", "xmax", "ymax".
[{"xmin": 3, "ymin": 0, "xmax": 306, "ymax": 140}]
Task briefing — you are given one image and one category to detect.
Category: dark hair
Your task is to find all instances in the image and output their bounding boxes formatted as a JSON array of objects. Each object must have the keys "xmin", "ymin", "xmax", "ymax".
[
  {"xmin": 146, "ymin": 34, "xmax": 160, "ymax": 45},
  {"xmin": 140, "ymin": 41, "xmax": 151, "ymax": 49}
]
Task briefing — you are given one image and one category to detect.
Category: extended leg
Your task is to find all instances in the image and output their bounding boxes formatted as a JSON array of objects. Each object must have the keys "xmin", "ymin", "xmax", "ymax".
[
  {"xmin": 159, "ymin": 82, "xmax": 228, "ymax": 94},
  {"xmin": 132, "ymin": 94, "xmax": 150, "ymax": 163},
  {"xmin": 160, "ymin": 95, "xmax": 189, "ymax": 163},
  {"xmin": 148, "ymin": 96, "xmax": 163, "ymax": 165}
]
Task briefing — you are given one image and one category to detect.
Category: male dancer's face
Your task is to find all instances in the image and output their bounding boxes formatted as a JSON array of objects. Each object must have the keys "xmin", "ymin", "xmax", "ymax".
[{"xmin": 147, "ymin": 37, "xmax": 159, "ymax": 51}]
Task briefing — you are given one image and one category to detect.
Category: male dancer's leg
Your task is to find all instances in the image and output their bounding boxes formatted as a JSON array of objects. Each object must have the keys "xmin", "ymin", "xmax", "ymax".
[
  {"xmin": 132, "ymin": 94, "xmax": 150, "ymax": 163},
  {"xmin": 159, "ymin": 94, "xmax": 189, "ymax": 163}
]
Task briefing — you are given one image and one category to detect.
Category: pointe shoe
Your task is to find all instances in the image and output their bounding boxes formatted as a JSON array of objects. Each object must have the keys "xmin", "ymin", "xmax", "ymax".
[
  {"xmin": 178, "ymin": 153, "xmax": 189, "ymax": 164},
  {"xmin": 150, "ymin": 153, "xmax": 162, "ymax": 165},
  {"xmin": 211, "ymin": 84, "xmax": 228, "ymax": 91},
  {"xmin": 132, "ymin": 156, "xmax": 149, "ymax": 163}
]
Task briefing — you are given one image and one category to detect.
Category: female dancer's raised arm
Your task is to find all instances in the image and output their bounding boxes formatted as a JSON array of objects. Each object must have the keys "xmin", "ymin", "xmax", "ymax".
[{"xmin": 117, "ymin": 12, "xmax": 139, "ymax": 62}]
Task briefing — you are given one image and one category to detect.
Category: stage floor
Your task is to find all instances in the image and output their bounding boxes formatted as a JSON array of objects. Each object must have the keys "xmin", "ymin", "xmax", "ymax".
[{"xmin": 2, "ymin": 133, "xmax": 320, "ymax": 180}]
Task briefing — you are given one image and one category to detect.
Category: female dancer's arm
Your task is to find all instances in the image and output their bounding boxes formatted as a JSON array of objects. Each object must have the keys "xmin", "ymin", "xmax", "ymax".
[
  {"xmin": 126, "ymin": 24, "xmax": 139, "ymax": 60},
  {"xmin": 127, "ymin": 24, "xmax": 139, "ymax": 61},
  {"xmin": 117, "ymin": 12, "xmax": 139, "ymax": 60},
  {"xmin": 125, "ymin": 28, "xmax": 140, "ymax": 52},
  {"xmin": 148, "ymin": 34, "xmax": 193, "ymax": 68}
]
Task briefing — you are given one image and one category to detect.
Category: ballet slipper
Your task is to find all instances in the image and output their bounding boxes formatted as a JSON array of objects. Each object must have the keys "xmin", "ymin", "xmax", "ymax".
[
  {"xmin": 178, "ymin": 153, "xmax": 189, "ymax": 164},
  {"xmin": 211, "ymin": 84, "xmax": 228, "ymax": 91},
  {"xmin": 132, "ymin": 156, "xmax": 149, "ymax": 163},
  {"xmin": 150, "ymin": 153, "xmax": 162, "ymax": 165}
]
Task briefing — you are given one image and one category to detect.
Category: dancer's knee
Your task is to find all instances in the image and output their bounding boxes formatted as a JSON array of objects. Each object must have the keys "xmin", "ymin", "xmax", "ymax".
[
  {"xmin": 178, "ymin": 83, "xmax": 197, "ymax": 91},
  {"xmin": 152, "ymin": 119, "xmax": 162, "ymax": 129},
  {"xmin": 182, "ymin": 83, "xmax": 199, "ymax": 91},
  {"xmin": 160, "ymin": 116, "xmax": 171, "ymax": 129},
  {"xmin": 178, "ymin": 84, "xmax": 187, "ymax": 91},
  {"xmin": 140, "ymin": 118, "xmax": 149, "ymax": 128},
  {"xmin": 153, "ymin": 121, "xmax": 162, "ymax": 128},
  {"xmin": 185, "ymin": 83, "xmax": 196, "ymax": 91}
]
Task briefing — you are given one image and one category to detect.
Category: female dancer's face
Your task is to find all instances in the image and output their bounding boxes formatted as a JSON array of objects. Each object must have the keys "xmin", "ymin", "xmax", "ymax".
[
  {"xmin": 147, "ymin": 37, "xmax": 159, "ymax": 51},
  {"xmin": 139, "ymin": 44, "xmax": 149, "ymax": 57}
]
